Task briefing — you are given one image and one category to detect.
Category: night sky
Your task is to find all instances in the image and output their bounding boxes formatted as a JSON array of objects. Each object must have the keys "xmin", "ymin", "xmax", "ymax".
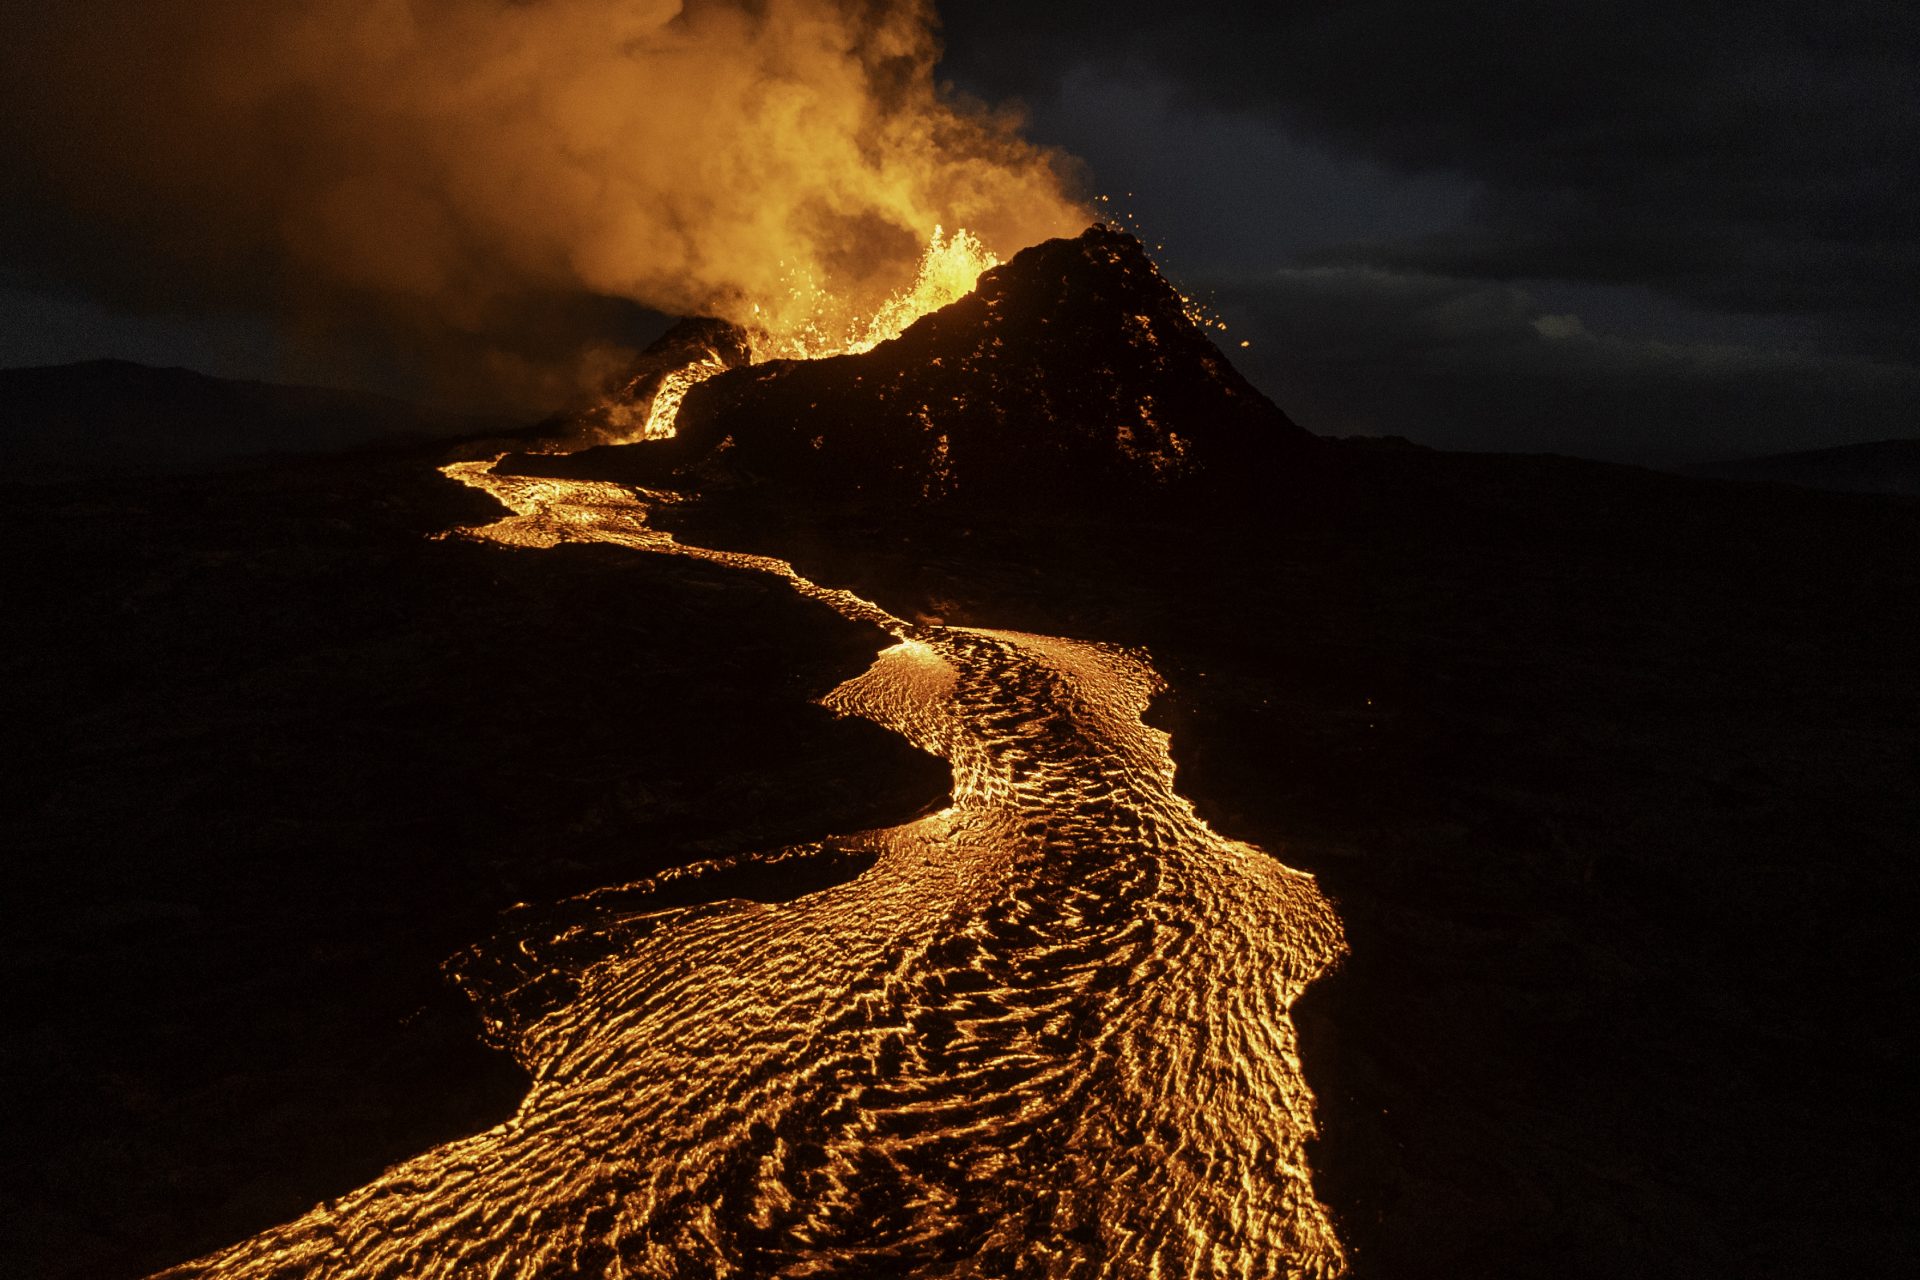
[{"xmin": 4, "ymin": 1, "xmax": 1915, "ymax": 465}]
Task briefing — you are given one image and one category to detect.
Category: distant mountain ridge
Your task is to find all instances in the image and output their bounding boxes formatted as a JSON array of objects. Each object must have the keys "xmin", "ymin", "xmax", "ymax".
[
  {"xmin": 1681, "ymin": 439, "xmax": 1920, "ymax": 497},
  {"xmin": 0, "ymin": 360, "xmax": 511, "ymax": 481}
]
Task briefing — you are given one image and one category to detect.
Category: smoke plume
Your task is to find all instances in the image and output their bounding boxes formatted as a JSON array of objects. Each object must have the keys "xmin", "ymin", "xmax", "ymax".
[{"xmin": 0, "ymin": 1, "xmax": 1085, "ymax": 408}]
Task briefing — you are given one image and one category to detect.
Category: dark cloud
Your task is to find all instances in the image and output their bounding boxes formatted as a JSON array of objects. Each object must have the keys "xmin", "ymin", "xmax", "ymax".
[
  {"xmin": 989, "ymin": 67, "xmax": 1475, "ymax": 277},
  {"xmin": 941, "ymin": 1, "xmax": 1920, "ymax": 355},
  {"xmin": 932, "ymin": 1, "xmax": 1920, "ymax": 461},
  {"xmin": 1222, "ymin": 268, "xmax": 1920, "ymax": 465}
]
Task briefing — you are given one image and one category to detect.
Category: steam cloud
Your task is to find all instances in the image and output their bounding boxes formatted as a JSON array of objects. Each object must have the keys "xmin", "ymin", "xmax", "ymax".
[{"xmin": 0, "ymin": 0, "xmax": 1085, "ymax": 407}]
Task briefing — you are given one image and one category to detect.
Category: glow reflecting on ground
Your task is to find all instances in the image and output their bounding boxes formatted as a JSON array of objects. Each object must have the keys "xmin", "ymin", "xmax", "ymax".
[{"xmin": 155, "ymin": 464, "xmax": 1347, "ymax": 1279}]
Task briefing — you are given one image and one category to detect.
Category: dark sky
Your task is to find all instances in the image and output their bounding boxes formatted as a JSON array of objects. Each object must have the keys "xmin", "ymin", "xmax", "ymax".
[
  {"xmin": 4, "ymin": 1, "xmax": 1915, "ymax": 464},
  {"xmin": 936, "ymin": 0, "xmax": 1920, "ymax": 464}
]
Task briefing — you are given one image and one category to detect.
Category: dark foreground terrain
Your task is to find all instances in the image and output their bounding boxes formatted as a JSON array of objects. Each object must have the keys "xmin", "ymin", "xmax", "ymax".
[
  {"xmin": 1681, "ymin": 437, "xmax": 1920, "ymax": 497},
  {"xmin": 4, "ymin": 429, "xmax": 1915, "ymax": 1278}
]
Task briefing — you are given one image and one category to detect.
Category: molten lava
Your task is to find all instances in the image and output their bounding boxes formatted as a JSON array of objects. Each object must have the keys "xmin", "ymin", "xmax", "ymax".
[
  {"xmin": 147, "ymin": 226, "xmax": 1349, "ymax": 1278},
  {"xmin": 618, "ymin": 225, "xmax": 1002, "ymax": 443},
  {"xmin": 636, "ymin": 347, "xmax": 734, "ymax": 442},
  {"xmin": 153, "ymin": 462, "xmax": 1350, "ymax": 1279},
  {"xmin": 757, "ymin": 225, "xmax": 1002, "ymax": 362}
]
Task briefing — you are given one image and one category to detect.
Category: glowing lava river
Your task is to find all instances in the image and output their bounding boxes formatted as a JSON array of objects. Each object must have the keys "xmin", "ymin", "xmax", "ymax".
[{"xmin": 156, "ymin": 462, "xmax": 1349, "ymax": 1279}]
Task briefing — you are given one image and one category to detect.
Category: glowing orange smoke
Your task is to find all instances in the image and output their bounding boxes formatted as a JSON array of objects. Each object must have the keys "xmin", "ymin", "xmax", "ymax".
[{"xmin": 4, "ymin": 1, "xmax": 1086, "ymax": 410}]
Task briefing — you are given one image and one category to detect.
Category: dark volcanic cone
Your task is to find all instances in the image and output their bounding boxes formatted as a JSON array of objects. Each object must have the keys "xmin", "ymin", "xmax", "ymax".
[{"xmin": 504, "ymin": 226, "xmax": 1317, "ymax": 502}]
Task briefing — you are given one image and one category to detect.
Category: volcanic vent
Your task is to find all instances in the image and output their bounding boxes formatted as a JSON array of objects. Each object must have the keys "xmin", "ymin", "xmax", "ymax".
[{"xmin": 508, "ymin": 226, "xmax": 1317, "ymax": 503}]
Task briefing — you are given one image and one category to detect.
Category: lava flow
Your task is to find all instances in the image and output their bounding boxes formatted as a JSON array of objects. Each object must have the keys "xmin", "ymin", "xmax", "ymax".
[
  {"xmin": 150, "ymin": 457, "xmax": 1348, "ymax": 1279},
  {"xmin": 152, "ymin": 225, "xmax": 1349, "ymax": 1278}
]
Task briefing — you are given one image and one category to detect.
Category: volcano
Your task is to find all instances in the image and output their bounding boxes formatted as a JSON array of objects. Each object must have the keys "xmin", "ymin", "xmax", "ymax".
[
  {"xmin": 505, "ymin": 225, "xmax": 1317, "ymax": 501},
  {"xmin": 6, "ymin": 224, "xmax": 1918, "ymax": 1280}
]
